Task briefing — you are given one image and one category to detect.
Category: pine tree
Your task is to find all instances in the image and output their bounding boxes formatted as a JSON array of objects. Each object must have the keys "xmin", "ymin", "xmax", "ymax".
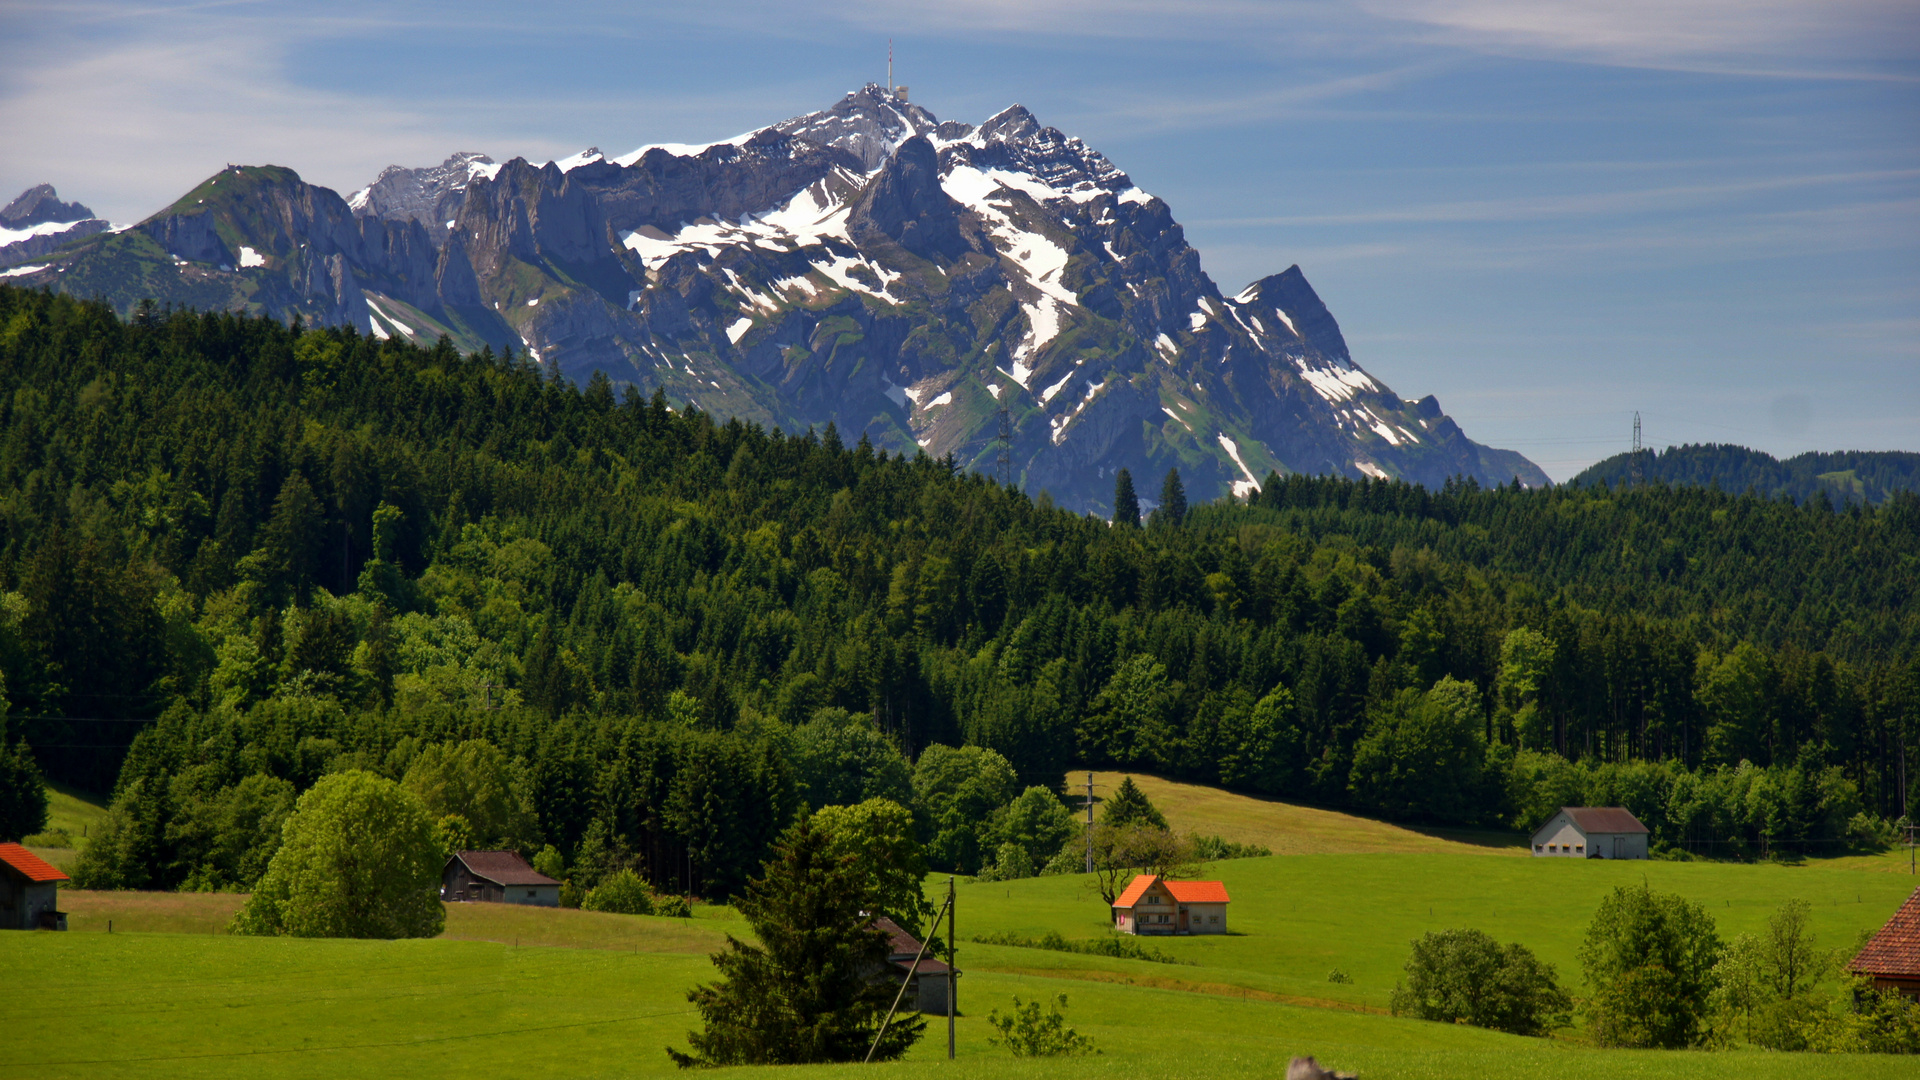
[
  {"xmin": 669, "ymin": 816, "xmax": 923, "ymax": 1066},
  {"xmin": 1156, "ymin": 468, "xmax": 1187, "ymax": 527},
  {"xmin": 1113, "ymin": 469, "xmax": 1139, "ymax": 527},
  {"xmin": 1098, "ymin": 775, "xmax": 1167, "ymax": 830}
]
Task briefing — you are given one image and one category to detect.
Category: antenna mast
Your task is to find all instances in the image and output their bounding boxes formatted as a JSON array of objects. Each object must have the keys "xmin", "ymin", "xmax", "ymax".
[
  {"xmin": 1630, "ymin": 411, "xmax": 1644, "ymax": 489},
  {"xmin": 888, "ymin": 39, "xmax": 893, "ymax": 95}
]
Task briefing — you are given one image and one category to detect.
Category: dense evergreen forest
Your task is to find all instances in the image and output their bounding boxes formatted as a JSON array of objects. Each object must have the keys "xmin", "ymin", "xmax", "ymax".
[
  {"xmin": 0, "ymin": 286, "xmax": 1915, "ymax": 897},
  {"xmin": 1572, "ymin": 444, "xmax": 1920, "ymax": 507}
]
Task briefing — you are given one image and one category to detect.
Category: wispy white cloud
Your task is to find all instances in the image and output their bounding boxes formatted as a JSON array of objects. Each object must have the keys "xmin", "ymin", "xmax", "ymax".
[{"xmin": 1357, "ymin": 0, "xmax": 1920, "ymax": 78}]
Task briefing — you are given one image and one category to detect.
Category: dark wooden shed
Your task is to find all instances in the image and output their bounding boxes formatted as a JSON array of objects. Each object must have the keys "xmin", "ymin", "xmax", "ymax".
[{"xmin": 443, "ymin": 850, "xmax": 560, "ymax": 907}]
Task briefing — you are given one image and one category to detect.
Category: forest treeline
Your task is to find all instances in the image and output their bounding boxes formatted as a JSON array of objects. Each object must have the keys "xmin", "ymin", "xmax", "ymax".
[
  {"xmin": 1570, "ymin": 444, "xmax": 1920, "ymax": 507},
  {"xmin": 0, "ymin": 286, "xmax": 1915, "ymax": 897}
]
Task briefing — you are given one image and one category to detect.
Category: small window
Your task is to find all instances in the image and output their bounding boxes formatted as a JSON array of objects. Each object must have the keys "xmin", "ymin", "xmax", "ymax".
[
  {"xmin": 526, "ymin": 890, "xmax": 536, "ymax": 897},
  {"xmin": 1209, "ymin": 916, "xmax": 1219, "ymax": 924},
  {"xmin": 1534, "ymin": 844, "xmax": 1543, "ymax": 852}
]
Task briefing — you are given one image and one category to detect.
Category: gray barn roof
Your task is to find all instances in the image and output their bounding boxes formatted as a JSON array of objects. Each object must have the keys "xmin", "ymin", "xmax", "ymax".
[{"xmin": 450, "ymin": 850, "xmax": 560, "ymax": 887}]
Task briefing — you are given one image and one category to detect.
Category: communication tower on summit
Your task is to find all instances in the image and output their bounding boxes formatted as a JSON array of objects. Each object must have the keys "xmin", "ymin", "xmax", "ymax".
[
  {"xmin": 1630, "ymin": 412, "xmax": 1644, "ymax": 488},
  {"xmin": 887, "ymin": 39, "xmax": 909, "ymax": 102}
]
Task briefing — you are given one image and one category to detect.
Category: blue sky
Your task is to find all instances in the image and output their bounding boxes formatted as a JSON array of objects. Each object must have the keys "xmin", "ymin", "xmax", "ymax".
[{"xmin": 3, "ymin": 0, "xmax": 1914, "ymax": 479}]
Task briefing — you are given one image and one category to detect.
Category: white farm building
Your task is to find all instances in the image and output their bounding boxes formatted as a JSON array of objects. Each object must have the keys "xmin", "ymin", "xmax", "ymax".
[{"xmin": 1530, "ymin": 807, "xmax": 1649, "ymax": 860}]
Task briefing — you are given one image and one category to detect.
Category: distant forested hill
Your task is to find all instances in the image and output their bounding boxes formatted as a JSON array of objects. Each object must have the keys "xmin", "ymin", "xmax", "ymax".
[
  {"xmin": 0, "ymin": 287, "xmax": 1914, "ymax": 900},
  {"xmin": 1571, "ymin": 444, "xmax": 1920, "ymax": 506}
]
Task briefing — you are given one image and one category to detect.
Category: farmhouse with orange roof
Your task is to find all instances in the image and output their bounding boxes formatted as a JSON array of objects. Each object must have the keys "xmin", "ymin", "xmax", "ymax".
[
  {"xmin": 1852, "ymin": 887, "xmax": 1920, "ymax": 999},
  {"xmin": 1112, "ymin": 873, "xmax": 1230, "ymax": 936},
  {"xmin": 0, "ymin": 842, "xmax": 69, "ymax": 930}
]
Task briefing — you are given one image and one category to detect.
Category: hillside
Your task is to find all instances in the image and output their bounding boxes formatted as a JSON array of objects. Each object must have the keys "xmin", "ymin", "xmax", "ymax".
[
  {"xmin": 1570, "ymin": 444, "xmax": 1920, "ymax": 506},
  {"xmin": 0, "ymin": 286, "xmax": 1914, "ymax": 907},
  {"xmin": 1070, "ymin": 771, "xmax": 1525, "ymax": 856}
]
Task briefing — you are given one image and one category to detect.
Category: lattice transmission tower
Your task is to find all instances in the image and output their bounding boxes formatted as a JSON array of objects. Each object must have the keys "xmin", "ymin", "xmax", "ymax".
[{"xmin": 1630, "ymin": 411, "xmax": 1644, "ymax": 489}]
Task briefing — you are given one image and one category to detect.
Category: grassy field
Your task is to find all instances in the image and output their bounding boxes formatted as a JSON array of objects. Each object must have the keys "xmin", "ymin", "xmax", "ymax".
[
  {"xmin": 9, "ymin": 851, "xmax": 1917, "ymax": 1079},
  {"xmin": 1065, "ymin": 771, "xmax": 1527, "ymax": 856},
  {"xmin": 22, "ymin": 781, "xmax": 110, "ymax": 874},
  {"xmin": 9, "ymin": 776, "xmax": 1919, "ymax": 1078}
]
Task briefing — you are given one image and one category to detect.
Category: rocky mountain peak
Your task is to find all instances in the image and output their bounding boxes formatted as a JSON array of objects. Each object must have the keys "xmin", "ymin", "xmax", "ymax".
[
  {"xmin": 975, "ymin": 104, "xmax": 1041, "ymax": 143},
  {"xmin": 2, "ymin": 184, "xmax": 95, "ymax": 228},
  {"xmin": 10, "ymin": 88, "xmax": 1551, "ymax": 505},
  {"xmin": 771, "ymin": 84, "xmax": 940, "ymax": 171},
  {"xmin": 349, "ymin": 152, "xmax": 497, "ymax": 235}
]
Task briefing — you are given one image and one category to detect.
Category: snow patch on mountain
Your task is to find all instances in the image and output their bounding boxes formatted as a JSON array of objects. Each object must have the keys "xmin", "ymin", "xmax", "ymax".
[
  {"xmin": 1218, "ymin": 434, "xmax": 1261, "ymax": 497},
  {"xmin": 1295, "ymin": 356, "xmax": 1379, "ymax": 404}
]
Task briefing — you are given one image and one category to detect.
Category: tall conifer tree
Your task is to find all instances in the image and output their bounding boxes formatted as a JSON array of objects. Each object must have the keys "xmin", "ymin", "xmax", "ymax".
[
  {"xmin": 1157, "ymin": 468, "xmax": 1187, "ymax": 527},
  {"xmin": 1113, "ymin": 469, "xmax": 1139, "ymax": 527}
]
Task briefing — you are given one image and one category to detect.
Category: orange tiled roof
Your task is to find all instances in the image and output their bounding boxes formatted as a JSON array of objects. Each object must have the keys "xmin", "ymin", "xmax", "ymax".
[
  {"xmin": 1165, "ymin": 880, "xmax": 1230, "ymax": 904},
  {"xmin": 0, "ymin": 843, "xmax": 70, "ymax": 884},
  {"xmin": 1853, "ymin": 888, "xmax": 1920, "ymax": 977},
  {"xmin": 1112, "ymin": 874, "xmax": 1230, "ymax": 907},
  {"xmin": 1113, "ymin": 874, "xmax": 1157, "ymax": 909}
]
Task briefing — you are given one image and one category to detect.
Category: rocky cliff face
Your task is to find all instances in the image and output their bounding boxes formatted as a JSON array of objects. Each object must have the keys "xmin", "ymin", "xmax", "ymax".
[{"xmin": 6, "ymin": 86, "xmax": 1548, "ymax": 510}]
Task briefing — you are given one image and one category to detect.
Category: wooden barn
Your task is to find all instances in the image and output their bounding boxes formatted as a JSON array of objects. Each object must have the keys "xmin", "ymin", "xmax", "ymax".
[
  {"xmin": 1112, "ymin": 873, "xmax": 1230, "ymax": 935},
  {"xmin": 872, "ymin": 916, "xmax": 956, "ymax": 1015},
  {"xmin": 1851, "ymin": 887, "xmax": 1920, "ymax": 999},
  {"xmin": 0, "ymin": 843, "xmax": 69, "ymax": 930},
  {"xmin": 442, "ymin": 850, "xmax": 560, "ymax": 906}
]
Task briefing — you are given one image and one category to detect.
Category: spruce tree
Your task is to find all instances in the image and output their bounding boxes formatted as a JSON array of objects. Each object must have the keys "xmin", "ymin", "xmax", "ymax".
[
  {"xmin": 1098, "ymin": 775, "xmax": 1168, "ymax": 830},
  {"xmin": 669, "ymin": 816, "xmax": 923, "ymax": 1066},
  {"xmin": 1113, "ymin": 469, "xmax": 1139, "ymax": 527},
  {"xmin": 1156, "ymin": 468, "xmax": 1187, "ymax": 527}
]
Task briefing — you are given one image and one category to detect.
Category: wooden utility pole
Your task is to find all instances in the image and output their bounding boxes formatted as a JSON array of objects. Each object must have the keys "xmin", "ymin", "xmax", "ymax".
[
  {"xmin": 947, "ymin": 875, "xmax": 956, "ymax": 1059},
  {"xmin": 1084, "ymin": 772, "xmax": 1095, "ymax": 873}
]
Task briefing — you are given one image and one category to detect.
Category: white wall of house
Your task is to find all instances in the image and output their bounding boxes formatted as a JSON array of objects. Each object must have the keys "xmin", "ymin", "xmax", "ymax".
[
  {"xmin": 1182, "ymin": 901, "xmax": 1228, "ymax": 934},
  {"xmin": 1529, "ymin": 813, "xmax": 1649, "ymax": 859},
  {"xmin": 1532, "ymin": 814, "xmax": 1589, "ymax": 857}
]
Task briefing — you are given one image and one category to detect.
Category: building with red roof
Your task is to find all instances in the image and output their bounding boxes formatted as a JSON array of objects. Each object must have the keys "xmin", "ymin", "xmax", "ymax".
[
  {"xmin": 0, "ymin": 842, "xmax": 70, "ymax": 930},
  {"xmin": 1530, "ymin": 807, "xmax": 1649, "ymax": 860},
  {"xmin": 1112, "ymin": 873, "xmax": 1230, "ymax": 935},
  {"xmin": 1852, "ymin": 887, "xmax": 1920, "ymax": 999}
]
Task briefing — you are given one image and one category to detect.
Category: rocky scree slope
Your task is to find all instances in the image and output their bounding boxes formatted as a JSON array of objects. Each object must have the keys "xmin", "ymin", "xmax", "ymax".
[{"xmin": 4, "ymin": 87, "xmax": 1546, "ymax": 512}]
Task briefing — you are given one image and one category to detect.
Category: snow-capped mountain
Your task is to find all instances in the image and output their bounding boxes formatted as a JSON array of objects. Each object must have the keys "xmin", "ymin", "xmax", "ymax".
[
  {"xmin": 2, "ymin": 86, "xmax": 1547, "ymax": 509},
  {"xmin": 0, "ymin": 184, "xmax": 111, "ymax": 268}
]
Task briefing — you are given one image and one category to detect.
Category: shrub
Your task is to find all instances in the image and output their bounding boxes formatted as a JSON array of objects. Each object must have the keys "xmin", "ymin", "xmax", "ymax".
[
  {"xmin": 1580, "ymin": 884, "xmax": 1723, "ymax": 1048},
  {"xmin": 582, "ymin": 869, "xmax": 655, "ymax": 915},
  {"xmin": 1389, "ymin": 928, "xmax": 1569, "ymax": 1035},
  {"xmin": 987, "ymin": 993, "xmax": 1096, "ymax": 1056},
  {"xmin": 977, "ymin": 841, "xmax": 1035, "ymax": 882},
  {"xmin": 971, "ymin": 930, "xmax": 1190, "ymax": 965},
  {"xmin": 229, "ymin": 771, "xmax": 444, "ymax": 939},
  {"xmin": 1797, "ymin": 980, "xmax": 1920, "ymax": 1053},
  {"xmin": 1190, "ymin": 834, "xmax": 1272, "ymax": 861}
]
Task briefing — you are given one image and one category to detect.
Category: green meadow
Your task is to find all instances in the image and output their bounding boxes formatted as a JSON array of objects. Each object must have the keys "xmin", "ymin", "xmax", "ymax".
[{"xmin": 5, "ymin": 847, "xmax": 1918, "ymax": 1079}]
